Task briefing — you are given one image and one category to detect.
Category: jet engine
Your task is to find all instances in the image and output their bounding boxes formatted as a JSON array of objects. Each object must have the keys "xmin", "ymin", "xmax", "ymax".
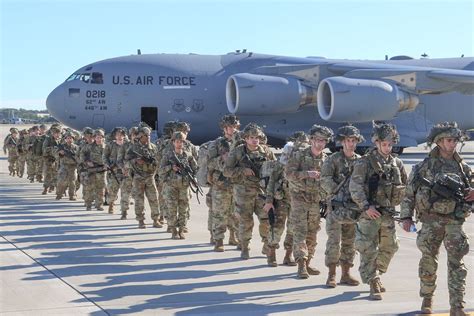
[
  {"xmin": 226, "ymin": 73, "xmax": 316, "ymax": 115},
  {"xmin": 317, "ymin": 77, "xmax": 419, "ymax": 122}
]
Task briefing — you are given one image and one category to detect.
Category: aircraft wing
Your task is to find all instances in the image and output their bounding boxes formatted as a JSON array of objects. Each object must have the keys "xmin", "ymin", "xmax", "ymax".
[{"xmin": 227, "ymin": 59, "xmax": 473, "ymax": 122}]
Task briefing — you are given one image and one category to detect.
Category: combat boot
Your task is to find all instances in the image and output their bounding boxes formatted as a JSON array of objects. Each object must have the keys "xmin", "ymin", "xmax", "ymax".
[
  {"xmin": 182, "ymin": 226, "xmax": 189, "ymax": 233},
  {"xmin": 450, "ymin": 307, "xmax": 467, "ymax": 316},
  {"xmin": 214, "ymin": 239, "xmax": 224, "ymax": 252},
  {"xmin": 340, "ymin": 263, "xmax": 360, "ymax": 286},
  {"xmin": 228, "ymin": 229, "xmax": 239, "ymax": 246},
  {"xmin": 167, "ymin": 225, "xmax": 172, "ymax": 233},
  {"xmin": 86, "ymin": 205, "xmax": 92, "ymax": 211},
  {"xmin": 171, "ymin": 228, "xmax": 180, "ymax": 239},
  {"xmin": 48, "ymin": 186, "xmax": 54, "ymax": 193},
  {"xmin": 69, "ymin": 196, "xmax": 76, "ymax": 201},
  {"xmin": 306, "ymin": 259, "xmax": 320, "ymax": 275},
  {"xmin": 96, "ymin": 205, "xmax": 104, "ymax": 211},
  {"xmin": 420, "ymin": 297, "xmax": 433, "ymax": 314},
  {"xmin": 120, "ymin": 213, "xmax": 127, "ymax": 220},
  {"xmin": 55, "ymin": 195, "xmax": 62, "ymax": 200},
  {"xmin": 42, "ymin": 188, "xmax": 47, "ymax": 195},
  {"xmin": 138, "ymin": 220, "xmax": 146, "ymax": 229},
  {"xmin": 369, "ymin": 278, "xmax": 383, "ymax": 300},
  {"xmin": 178, "ymin": 228, "xmax": 186, "ymax": 239},
  {"xmin": 153, "ymin": 219, "xmax": 163, "ymax": 228},
  {"xmin": 326, "ymin": 264, "xmax": 337, "ymax": 288},
  {"xmin": 240, "ymin": 243, "xmax": 250, "ymax": 260},
  {"xmin": 267, "ymin": 247, "xmax": 277, "ymax": 267},
  {"xmin": 283, "ymin": 249, "xmax": 297, "ymax": 266},
  {"xmin": 159, "ymin": 215, "xmax": 165, "ymax": 225},
  {"xmin": 261, "ymin": 243, "xmax": 269, "ymax": 255},
  {"xmin": 297, "ymin": 259, "xmax": 309, "ymax": 279},
  {"xmin": 376, "ymin": 278, "xmax": 386, "ymax": 292}
]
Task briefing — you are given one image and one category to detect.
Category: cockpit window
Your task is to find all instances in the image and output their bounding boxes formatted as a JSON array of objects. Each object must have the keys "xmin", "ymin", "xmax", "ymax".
[
  {"xmin": 65, "ymin": 72, "xmax": 96, "ymax": 83},
  {"xmin": 91, "ymin": 72, "xmax": 103, "ymax": 84}
]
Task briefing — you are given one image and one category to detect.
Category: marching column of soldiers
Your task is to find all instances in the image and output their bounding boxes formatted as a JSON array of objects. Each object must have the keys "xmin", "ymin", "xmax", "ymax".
[{"xmin": 3, "ymin": 118, "xmax": 474, "ymax": 316}]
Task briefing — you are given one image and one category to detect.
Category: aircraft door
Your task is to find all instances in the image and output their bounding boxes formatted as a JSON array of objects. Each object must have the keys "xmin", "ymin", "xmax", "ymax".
[
  {"xmin": 141, "ymin": 107, "xmax": 158, "ymax": 131},
  {"xmin": 92, "ymin": 114, "xmax": 105, "ymax": 128}
]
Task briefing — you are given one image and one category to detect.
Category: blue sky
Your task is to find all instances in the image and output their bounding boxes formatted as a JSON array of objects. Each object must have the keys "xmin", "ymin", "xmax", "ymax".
[{"xmin": 1, "ymin": 0, "xmax": 472, "ymax": 110}]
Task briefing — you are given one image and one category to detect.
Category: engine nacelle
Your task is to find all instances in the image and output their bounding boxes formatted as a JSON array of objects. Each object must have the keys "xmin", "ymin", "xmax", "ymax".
[
  {"xmin": 226, "ymin": 73, "xmax": 316, "ymax": 115},
  {"xmin": 317, "ymin": 77, "xmax": 419, "ymax": 122}
]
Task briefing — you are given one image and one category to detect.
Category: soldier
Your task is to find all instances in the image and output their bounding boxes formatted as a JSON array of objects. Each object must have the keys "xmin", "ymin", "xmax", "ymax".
[
  {"xmin": 125, "ymin": 127, "xmax": 161, "ymax": 228},
  {"xmin": 77, "ymin": 127, "xmax": 95, "ymax": 200},
  {"xmin": 285, "ymin": 124, "xmax": 332, "ymax": 278},
  {"xmin": 262, "ymin": 142, "xmax": 295, "ymax": 267},
  {"xmin": 55, "ymin": 132, "xmax": 78, "ymax": 200},
  {"xmin": 159, "ymin": 131, "xmax": 198, "ymax": 239},
  {"xmin": 208, "ymin": 114, "xmax": 241, "ymax": 251},
  {"xmin": 155, "ymin": 121, "xmax": 177, "ymax": 226},
  {"xmin": 4, "ymin": 128, "xmax": 19, "ymax": 176},
  {"xmin": 16, "ymin": 129, "xmax": 28, "ymax": 178},
  {"xmin": 117, "ymin": 127, "xmax": 137, "ymax": 220},
  {"xmin": 400, "ymin": 122, "xmax": 472, "ymax": 315},
  {"xmin": 34, "ymin": 124, "xmax": 47, "ymax": 183},
  {"xmin": 321, "ymin": 125, "xmax": 364, "ymax": 288},
  {"xmin": 26, "ymin": 126, "xmax": 39, "ymax": 182},
  {"xmin": 349, "ymin": 122, "xmax": 407, "ymax": 300},
  {"xmin": 103, "ymin": 127, "xmax": 126, "ymax": 213},
  {"xmin": 80, "ymin": 129, "xmax": 106, "ymax": 211},
  {"xmin": 224, "ymin": 123, "xmax": 275, "ymax": 260},
  {"xmin": 41, "ymin": 126, "xmax": 61, "ymax": 194}
]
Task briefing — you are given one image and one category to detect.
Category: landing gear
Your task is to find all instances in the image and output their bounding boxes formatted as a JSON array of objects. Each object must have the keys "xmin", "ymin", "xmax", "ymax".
[{"xmin": 392, "ymin": 146, "xmax": 404, "ymax": 155}]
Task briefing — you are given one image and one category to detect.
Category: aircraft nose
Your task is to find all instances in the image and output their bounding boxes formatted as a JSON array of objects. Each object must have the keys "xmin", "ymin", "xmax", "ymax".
[{"xmin": 46, "ymin": 85, "xmax": 65, "ymax": 120}]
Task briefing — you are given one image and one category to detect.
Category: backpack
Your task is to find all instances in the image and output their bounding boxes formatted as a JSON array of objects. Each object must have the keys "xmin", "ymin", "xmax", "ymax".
[{"xmin": 196, "ymin": 140, "xmax": 214, "ymax": 187}]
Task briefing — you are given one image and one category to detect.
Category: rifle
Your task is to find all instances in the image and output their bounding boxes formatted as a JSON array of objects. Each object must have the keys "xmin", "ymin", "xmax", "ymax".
[
  {"xmin": 415, "ymin": 173, "xmax": 471, "ymax": 207},
  {"xmin": 132, "ymin": 149, "xmax": 156, "ymax": 165},
  {"xmin": 57, "ymin": 144, "xmax": 77, "ymax": 162},
  {"xmin": 172, "ymin": 151, "xmax": 204, "ymax": 203},
  {"xmin": 242, "ymin": 147, "xmax": 267, "ymax": 181},
  {"xmin": 268, "ymin": 207, "xmax": 275, "ymax": 241},
  {"xmin": 325, "ymin": 166, "xmax": 354, "ymax": 217}
]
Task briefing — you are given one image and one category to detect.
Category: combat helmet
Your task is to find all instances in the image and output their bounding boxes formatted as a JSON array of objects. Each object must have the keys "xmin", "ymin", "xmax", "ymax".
[
  {"xmin": 335, "ymin": 124, "xmax": 365, "ymax": 143},
  {"xmin": 94, "ymin": 129, "xmax": 105, "ymax": 137},
  {"xmin": 242, "ymin": 122, "xmax": 264, "ymax": 139},
  {"xmin": 83, "ymin": 127, "xmax": 94, "ymax": 136},
  {"xmin": 129, "ymin": 126, "xmax": 138, "ymax": 136},
  {"xmin": 9, "ymin": 127, "xmax": 19, "ymax": 134},
  {"xmin": 426, "ymin": 121, "xmax": 468, "ymax": 146},
  {"xmin": 175, "ymin": 121, "xmax": 190, "ymax": 133},
  {"xmin": 219, "ymin": 114, "xmax": 240, "ymax": 129},
  {"xmin": 172, "ymin": 131, "xmax": 186, "ymax": 141},
  {"xmin": 309, "ymin": 124, "xmax": 334, "ymax": 141},
  {"xmin": 162, "ymin": 121, "xmax": 177, "ymax": 137},
  {"xmin": 371, "ymin": 121, "xmax": 399, "ymax": 143},
  {"xmin": 137, "ymin": 126, "xmax": 151, "ymax": 137}
]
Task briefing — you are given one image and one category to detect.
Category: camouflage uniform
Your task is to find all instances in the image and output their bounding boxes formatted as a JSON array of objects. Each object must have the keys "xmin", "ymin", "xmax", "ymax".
[
  {"xmin": 159, "ymin": 132, "xmax": 198, "ymax": 238},
  {"xmin": 285, "ymin": 124, "xmax": 332, "ymax": 278},
  {"xmin": 77, "ymin": 128, "xmax": 95, "ymax": 201},
  {"xmin": 349, "ymin": 123, "xmax": 407, "ymax": 300},
  {"xmin": 321, "ymin": 125, "xmax": 364, "ymax": 287},
  {"xmin": 4, "ymin": 130, "xmax": 19, "ymax": 176},
  {"xmin": 126, "ymin": 127, "xmax": 160, "ymax": 228},
  {"xmin": 42, "ymin": 128, "xmax": 60, "ymax": 193},
  {"xmin": 80, "ymin": 130, "xmax": 106, "ymax": 210},
  {"xmin": 264, "ymin": 160, "xmax": 294, "ymax": 266},
  {"xmin": 117, "ymin": 128, "xmax": 136, "ymax": 219},
  {"xmin": 54, "ymin": 135, "xmax": 78, "ymax": 200},
  {"xmin": 103, "ymin": 130, "xmax": 125, "ymax": 213},
  {"xmin": 400, "ymin": 122, "xmax": 471, "ymax": 314},
  {"xmin": 25, "ymin": 128, "xmax": 39, "ymax": 182},
  {"xmin": 208, "ymin": 133, "xmax": 240, "ymax": 251},
  {"xmin": 224, "ymin": 123, "xmax": 275, "ymax": 259},
  {"xmin": 16, "ymin": 130, "xmax": 28, "ymax": 177}
]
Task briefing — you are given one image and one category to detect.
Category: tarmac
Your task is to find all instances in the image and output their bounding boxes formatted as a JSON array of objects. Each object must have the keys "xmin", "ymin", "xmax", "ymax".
[{"xmin": 0, "ymin": 124, "xmax": 473, "ymax": 316}]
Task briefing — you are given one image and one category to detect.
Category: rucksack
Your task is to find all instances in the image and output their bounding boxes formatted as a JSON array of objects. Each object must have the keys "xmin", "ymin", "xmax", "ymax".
[{"xmin": 196, "ymin": 140, "xmax": 214, "ymax": 187}]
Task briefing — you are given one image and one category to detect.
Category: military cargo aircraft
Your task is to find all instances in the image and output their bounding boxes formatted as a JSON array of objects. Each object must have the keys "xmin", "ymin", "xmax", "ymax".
[{"xmin": 46, "ymin": 51, "xmax": 474, "ymax": 153}]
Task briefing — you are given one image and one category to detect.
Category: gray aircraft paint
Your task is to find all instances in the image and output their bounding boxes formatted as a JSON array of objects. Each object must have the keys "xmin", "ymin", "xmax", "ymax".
[{"xmin": 46, "ymin": 52, "xmax": 474, "ymax": 147}]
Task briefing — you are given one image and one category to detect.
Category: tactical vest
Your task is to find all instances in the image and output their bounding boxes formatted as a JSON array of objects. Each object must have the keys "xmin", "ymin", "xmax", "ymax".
[{"xmin": 366, "ymin": 152, "xmax": 405, "ymax": 208}]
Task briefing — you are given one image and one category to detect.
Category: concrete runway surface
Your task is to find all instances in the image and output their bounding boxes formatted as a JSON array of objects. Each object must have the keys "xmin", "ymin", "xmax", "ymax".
[{"xmin": 1, "ymin": 124, "xmax": 473, "ymax": 315}]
